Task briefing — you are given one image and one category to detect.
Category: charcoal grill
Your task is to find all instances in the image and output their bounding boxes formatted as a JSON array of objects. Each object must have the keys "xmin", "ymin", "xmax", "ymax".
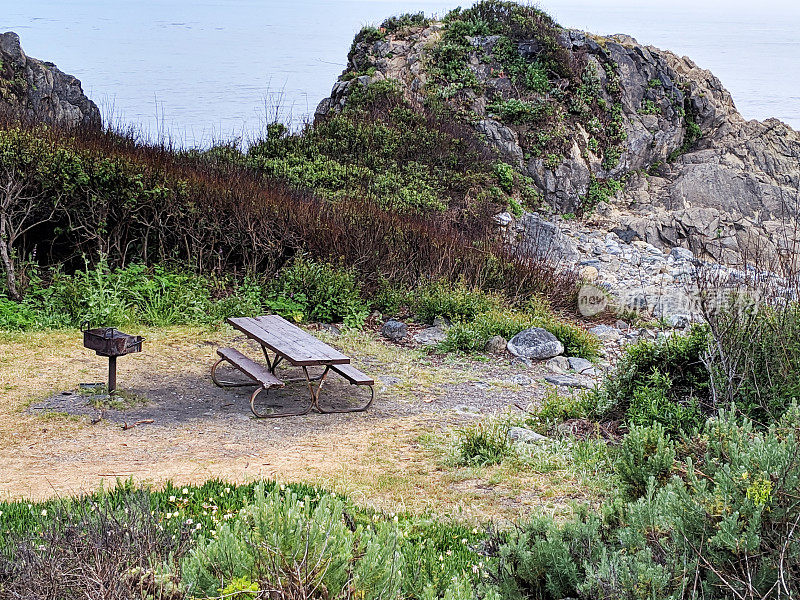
[{"xmin": 81, "ymin": 322, "xmax": 144, "ymax": 392}]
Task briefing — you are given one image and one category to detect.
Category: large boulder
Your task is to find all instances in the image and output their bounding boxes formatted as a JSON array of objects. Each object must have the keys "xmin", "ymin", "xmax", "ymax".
[
  {"xmin": 515, "ymin": 213, "xmax": 581, "ymax": 266},
  {"xmin": 507, "ymin": 327, "xmax": 564, "ymax": 360},
  {"xmin": 0, "ymin": 32, "xmax": 101, "ymax": 128}
]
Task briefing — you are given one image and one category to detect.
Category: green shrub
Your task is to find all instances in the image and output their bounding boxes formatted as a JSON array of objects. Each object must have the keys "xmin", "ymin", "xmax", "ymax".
[
  {"xmin": 399, "ymin": 517, "xmax": 486, "ymax": 599},
  {"xmin": 269, "ymin": 257, "xmax": 368, "ymax": 327},
  {"xmin": 496, "ymin": 510, "xmax": 604, "ymax": 600},
  {"xmin": 381, "ymin": 12, "xmax": 430, "ymax": 33},
  {"xmin": 494, "ymin": 162, "xmax": 515, "ymax": 193},
  {"xmin": 439, "ymin": 306, "xmax": 599, "ymax": 359},
  {"xmin": 525, "ymin": 388, "xmax": 607, "ymax": 434},
  {"xmin": 245, "ymin": 81, "xmax": 511, "ymax": 216},
  {"xmin": 594, "ymin": 325, "xmax": 711, "ymax": 431},
  {"xmin": 181, "ymin": 484, "xmax": 403, "ymax": 599},
  {"xmin": 584, "ymin": 177, "xmax": 622, "ymax": 211},
  {"xmin": 616, "ymin": 423, "xmax": 675, "ymax": 500},
  {"xmin": 370, "ymin": 278, "xmax": 410, "ymax": 316},
  {"xmin": 0, "ymin": 295, "xmax": 40, "ymax": 329},
  {"xmin": 118, "ymin": 264, "xmax": 213, "ymax": 326},
  {"xmin": 487, "ymin": 98, "xmax": 552, "ymax": 124},
  {"xmin": 440, "ymin": 308, "xmax": 539, "ymax": 353},
  {"xmin": 541, "ymin": 319, "xmax": 600, "ymax": 359},
  {"xmin": 495, "ymin": 409, "xmax": 800, "ymax": 599},
  {"xmin": 625, "ymin": 369, "xmax": 703, "ymax": 434}
]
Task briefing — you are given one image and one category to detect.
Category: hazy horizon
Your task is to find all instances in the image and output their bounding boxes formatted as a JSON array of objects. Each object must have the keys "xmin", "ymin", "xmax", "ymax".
[{"xmin": 4, "ymin": 0, "xmax": 799, "ymax": 145}]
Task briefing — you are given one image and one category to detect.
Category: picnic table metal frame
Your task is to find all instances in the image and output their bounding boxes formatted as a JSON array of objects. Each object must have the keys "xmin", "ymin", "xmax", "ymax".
[{"xmin": 211, "ymin": 315, "xmax": 374, "ymax": 418}]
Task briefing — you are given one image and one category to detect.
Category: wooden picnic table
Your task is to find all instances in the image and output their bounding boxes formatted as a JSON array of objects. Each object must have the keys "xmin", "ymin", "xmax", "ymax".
[{"xmin": 211, "ymin": 315, "xmax": 374, "ymax": 418}]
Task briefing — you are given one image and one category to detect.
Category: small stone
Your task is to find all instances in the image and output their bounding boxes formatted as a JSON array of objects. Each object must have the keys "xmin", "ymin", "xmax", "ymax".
[
  {"xmin": 666, "ymin": 314, "xmax": 690, "ymax": 328},
  {"xmin": 508, "ymin": 427, "xmax": 548, "ymax": 443},
  {"xmin": 413, "ymin": 326, "xmax": 446, "ymax": 346},
  {"xmin": 381, "ymin": 319, "xmax": 408, "ymax": 341},
  {"xmin": 509, "ymin": 374, "xmax": 532, "ymax": 385},
  {"xmin": 510, "ymin": 356, "xmax": 533, "ymax": 369},
  {"xmin": 453, "ymin": 404, "xmax": 482, "ymax": 416},
  {"xmin": 615, "ymin": 319, "xmax": 630, "ymax": 331},
  {"xmin": 546, "ymin": 356, "xmax": 570, "ymax": 373},
  {"xmin": 589, "ymin": 324, "xmax": 622, "ymax": 342},
  {"xmin": 484, "ymin": 335, "xmax": 508, "ymax": 354},
  {"xmin": 318, "ymin": 323, "xmax": 341, "ymax": 337},
  {"xmin": 494, "ymin": 211, "xmax": 513, "ymax": 226},
  {"xmin": 567, "ymin": 357, "xmax": 593, "ymax": 374},
  {"xmin": 669, "ymin": 246, "xmax": 695, "ymax": 262},
  {"xmin": 507, "ymin": 328, "xmax": 564, "ymax": 360}
]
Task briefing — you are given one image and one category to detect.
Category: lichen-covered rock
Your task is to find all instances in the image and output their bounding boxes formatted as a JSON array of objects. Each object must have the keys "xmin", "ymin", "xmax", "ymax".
[
  {"xmin": 381, "ymin": 319, "xmax": 408, "ymax": 342},
  {"xmin": 413, "ymin": 326, "xmax": 446, "ymax": 346},
  {"xmin": 0, "ymin": 32, "xmax": 101, "ymax": 128},
  {"xmin": 507, "ymin": 327, "xmax": 564, "ymax": 360},
  {"xmin": 484, "ymin": 335, "xmax": 508, "ymax": 355}
]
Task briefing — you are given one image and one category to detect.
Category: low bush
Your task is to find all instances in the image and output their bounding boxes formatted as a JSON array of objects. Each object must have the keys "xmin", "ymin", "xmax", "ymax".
[
  {"xmin": 590, "ymin": 325, "xmax": 711, "ymax": 433},
  {"xmin": 414, "ymin": 279, "xmax": 502, "ymax": 324},
  {"xmin": 0, "ymin": 259, "xmax": 216, "ymax": 330},
  {"xmin": 0, "ymin": 479, "xmax": 489, "ymax": 600},
  {"xmin": 524, "ymin": 387, "xmax": 608, "ymax": 435},
  {"xmin": 542, "ymin": 318, "xmax": 601, "ymax": 359},
  {"xmin": 494, "ymin": 408, "xmax": 800, "ymax": 599},
  {"xmin": 440, "ymin": 307, "xmax": 599, "ymax": 359},
  {"xmin": 182, "ymin": 484, "xmax": 403, "ymax": 599},
  {"xmin": 625, "ymin": 369, "xmax": 703, "ymax": 433},
  {"xmin": 0, "ymin": 257, "xmax": 373, "ymax": 331},
  {"xmin": 439, "ymin": 308, "xmax": 539, "ymax": 353},
  {"xmin": 495, "ymin": 509, "xmax": 603, "ymax": 600},
  {"xmin": 705, "ymin": 295, "xmax": 800, "ymax": 425}
]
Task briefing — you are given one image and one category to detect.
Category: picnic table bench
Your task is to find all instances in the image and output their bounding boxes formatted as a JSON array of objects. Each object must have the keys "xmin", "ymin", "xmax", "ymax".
[{"xmin": 211, "ymin": 315, "xmax": 374, "ymax": 418}]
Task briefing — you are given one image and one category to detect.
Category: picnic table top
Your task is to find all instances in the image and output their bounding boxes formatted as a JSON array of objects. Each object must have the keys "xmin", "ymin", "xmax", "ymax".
[{"xmin": 227, "ymin": 315, "xmax": 350, "ymax": 366}]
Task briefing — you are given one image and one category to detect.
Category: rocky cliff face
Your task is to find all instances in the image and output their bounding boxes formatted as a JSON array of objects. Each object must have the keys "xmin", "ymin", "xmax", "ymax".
[
  {"xmin": 317, "ymin": 13, "xmax": 800, "ymax": 267},
  {"xmin": 0, "ymin": 32, "xmax": 101, "ymax": 129}
]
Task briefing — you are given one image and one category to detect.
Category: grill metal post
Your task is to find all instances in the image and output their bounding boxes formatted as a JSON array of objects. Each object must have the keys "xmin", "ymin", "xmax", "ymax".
[{"xmin": 108, "ymin": 356, "xmax": 117, "ymax": 393}]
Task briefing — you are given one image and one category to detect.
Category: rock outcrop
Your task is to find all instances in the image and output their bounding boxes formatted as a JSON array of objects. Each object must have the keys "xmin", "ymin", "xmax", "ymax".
[
  {"xmin": 317, "ymin": 18, "xmax": 800, "ymax": 267},
  {"xmin": 0, "ymin": 32, "xmax": 101, "ymax": 129}
]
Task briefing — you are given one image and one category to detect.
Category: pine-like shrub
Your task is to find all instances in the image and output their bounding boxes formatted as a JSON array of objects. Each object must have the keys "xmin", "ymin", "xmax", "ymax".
[
  {"xmin": 495, "ymin": 408, "xmax": 800, "ymax": 599},
  {"xmin": 496, "ymin": 510, "xmax": 604, "ymax": 600},
  {"xmin": 181, "ymin": 484, "xmax": 404, "ymax": 599},
  {"xmin": 616, "ymin": 423, "xmax": 675, "ymax": 500}
]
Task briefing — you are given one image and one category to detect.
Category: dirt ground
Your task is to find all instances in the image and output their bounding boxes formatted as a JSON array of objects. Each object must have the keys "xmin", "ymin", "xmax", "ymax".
[{"xmin": 0, "ymin": 325, "xmax": 598, "ymax": 522}]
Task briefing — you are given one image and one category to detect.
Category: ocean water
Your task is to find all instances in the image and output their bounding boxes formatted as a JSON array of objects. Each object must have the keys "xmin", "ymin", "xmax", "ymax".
[{"xmin": 3, "ymin": 0, "xmax": 799, "ymax": 146}]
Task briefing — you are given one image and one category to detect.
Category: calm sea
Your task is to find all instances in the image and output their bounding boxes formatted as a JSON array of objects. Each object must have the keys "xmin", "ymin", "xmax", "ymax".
[{"xmin": 4, "ymin": 0, "xmax": 799, "ymax": 145}]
